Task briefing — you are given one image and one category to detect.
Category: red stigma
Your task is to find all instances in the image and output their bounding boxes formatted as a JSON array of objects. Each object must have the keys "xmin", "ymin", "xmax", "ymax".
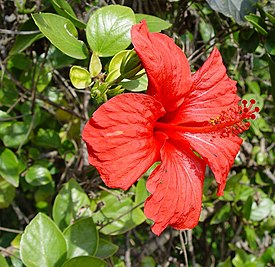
[{"xmin": 241, "ymin": 99, "xmax": 259, "ymax": 120}]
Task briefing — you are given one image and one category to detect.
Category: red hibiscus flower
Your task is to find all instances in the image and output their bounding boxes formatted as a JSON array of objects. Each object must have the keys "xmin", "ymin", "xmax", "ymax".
[{"xmin": 82, "ymin": 21, "xmax": 259, "ymax": 235}]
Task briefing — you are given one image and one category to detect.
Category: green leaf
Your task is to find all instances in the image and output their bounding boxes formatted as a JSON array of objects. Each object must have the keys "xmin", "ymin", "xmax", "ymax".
[
  {"xmin": 120, "ymin": 75, "xmax": 148, "ymax": 92},
  {"xmin": 89, "ymin": 53, "xmax": 102, "ymax": 77},
  {"xmin": 20, "ymin": 213, "xmax": 67, "ymax": 267},
  {"xmin": 32, "ymin": 13, "xmax": 88, "ymax": 59},
  {"xmin": 25, "ymin": 165, "xmax": 52, "ymax": 186},
  {"xmin": 0, "ymin": 254, "xmax": 9, "ymax": 267},
  {"xmin": 0, "ymin": 148, "xmax": 20, "ymax": 187},
  {"xmin": 95, "ymin": 238, "xmax": 119, "ymax": 259},
  {"xmin": 135, "ymin": 14, "xmax": 172, "ymax": 32},
  {"xmin": 0, "ymin": 177, "xmax": 16, "ymax": 208},
  {"xmin": 9, "ymin": 18, "xmax": 43, "ymax": 55},
  {"xmin": 245, "ymin": 14, "xmax": 268, "ymax": 36},
  {"xmin": 242, "ymin": 196, "xmax": 253, "ymax": 220},
  {"xmin": 61, "ymin": 256, "xmax": 106, "ymax": 267},
  {"xmin": 86, "ymin": 5, "xmax": 135, "ymax": 57},
  {"xmin": 53, "ymin": 179, "xmax": 91, "ymax": 231},
  {"xmin": 93, "ymin": 191, "xmax": 146, "ymax": 235},
  {"xmin": 63, "ymin": 217, "xmax": 98, "ymax": 258},
  {"xmin": 50, "ymin": 0, "xmax": 86, "ymax": 29},
  {"xmin": 134, "ymin": 178, "xmax": 149, "ymax": 205},
  {"xmin": 264, "ymin": 30, "xmax": 275, "ymax": 55},
  {"xmin": 2, "ymin": 121, "xmax": 30, "ymax": 148},
  {"xmin": 33, "ymin": 128, "xmax": 61, "ymax": 149},
  {"xmin": 250, "ymin": 198, "xmax": 274, "ymax": 221},
  {"xmin": 206, "ymin": 0, "xmax": 257, "ymax": 24},
  {"xmin": 69, "ymin": 66, "xmax": 92, "ymax": 89}
]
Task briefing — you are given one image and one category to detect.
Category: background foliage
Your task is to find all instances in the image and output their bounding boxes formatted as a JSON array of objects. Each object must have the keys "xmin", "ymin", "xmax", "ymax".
[{"xmin": 0, "ymin": 0, "xmax": 274, "ymax": 266}]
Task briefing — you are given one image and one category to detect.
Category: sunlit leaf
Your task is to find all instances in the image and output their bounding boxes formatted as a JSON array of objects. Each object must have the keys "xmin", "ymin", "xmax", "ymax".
[
  {"xmin": 32, "ymin": 13, "xmax": 88, "ymax": 59},
  {"xmin": 135, "ymin": 14, "xmax": 172, "ymax": 32},
  {"xmin": 21, "ymin": 213, "xmax": 67, "ymax": 267},
  {"xmin": 86, "ymin": 5, "xmax": 135, "ymax": 57},
  {"xmin": 69, "ymin": 66, "xmax": 92, "ymax": 89},
  {"xmin": 50, "ymin": 0, "xmax": 86, "ymax": 29},
  {"xmin": 53, "ymin": 179, "xmax": 91, "ymax": 231},
  {"xmin": 93, "ymin": 191, "xmax": 146, "ymax": 235},
  {"xmin": 63, "ymin": 217, "xmax": 98, "ymax": 258},
  {"xmin": 25, "ymin": 165, "xmax": 52, "ymax": 186},
  {"xmin": 0, "ymin": 177, "xmax": 16, "ymax": 208},
  {"xmin": 0, "ymin": 148, "xmax": 20, "ymax": 187}
]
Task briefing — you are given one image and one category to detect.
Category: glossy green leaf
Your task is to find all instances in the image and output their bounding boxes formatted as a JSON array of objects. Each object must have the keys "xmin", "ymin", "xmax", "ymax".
[
  {"xmin": 250, "ymin": 198, "xmax": 274, "ymax": 221},
  {"xmin": 2, "ymin": 121, "xmax": 30, "ymax": 148},
  {"xmin": 0, "ymin": 148, "xmax": 20, "ymax": 187},
  {"xmin": 86, "ymin": 5, "xmax": 135, "ymax": 57},
  {"xmin": 206, "ymin": 0, "xmax": 257, "ymax": 24},
  {"xmin": 135, "ymin": 14, "xmax": 172, "ymax": 32},
  {"xmin": 63, "ymin": 217, "xmax": 98, "ymax": 258},
  {"xmin": 20, "ymin": 213, "xmax": 67, "ymax": 267},
  {"xmin": 50, "ymin": 0, "xmax": 86, "ymax": 29},
  {"xmin": 53, "ymin": 179, "xmax": 91, "ymax": 231},
  {"xmin": 93, "ymin": 191, "xmax": 146, "ymax": 235},
  {"xmin": 95, "ymin": 238, "xmax": 118, "ymax": 259},
  {"xmin": 25, "ymin": 165, "xmax": 52, "ymax": 186},
  {"xmin": 69, "ymin": 66, "xmax": 92, "ymax": 89},
  {"xmin": 0, "ymin": 177, "xmax": 16, "ymax": 208},
  {"xmin": 61, "ymin": 256, "xmax": 106, "ymax": 267},
  {"xmin": 245, "ymin": 14, "xmax": 268, "ymax": 36},
  {"xmin": 0, "ymin": 254, "xmax": 9, "ymax": 267},
  {"xmin": 9, "ymin": 18, "xmax": 43, "ymax": 55},
  {"xmin": 89, "ymin": 53, "xmax": 102, "ymax": 77},
  {"xmin": 32, "ymin": 13, "xmax": 88, "ymax": 59},
  {"xmin": 107, "ymin": 50, "xmax": 129, "ymax": 82}
]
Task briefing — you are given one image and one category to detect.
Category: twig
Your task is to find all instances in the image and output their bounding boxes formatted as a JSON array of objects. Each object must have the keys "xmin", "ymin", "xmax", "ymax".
[
  {"xmin": 187, "ymin": 230, "xmax": 196, "ymax": 266},
  {"xmin": 0, "ymin": 227, "xmax": 23, "ymax": 234},
  {"xmin": 179, "ymin": 230, "xmax": 189, "ymax": 267},
  {"xmin": 0, "ymin": 29, "xmax": 40, "ymax": 35},
  {"xmin": 125, "ymin": 231, "xmax": 131, "ymax": 267}
]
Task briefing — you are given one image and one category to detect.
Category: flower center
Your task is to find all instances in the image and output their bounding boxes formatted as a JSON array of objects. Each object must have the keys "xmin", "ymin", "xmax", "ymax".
[{"xmin": 154, "ymin": 99, "xmax": 259, "ymax": 137}]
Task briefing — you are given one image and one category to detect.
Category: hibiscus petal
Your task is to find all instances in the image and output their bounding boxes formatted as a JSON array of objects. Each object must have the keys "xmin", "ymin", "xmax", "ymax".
[
  {"xmin": 163, "ymin": 47, "xmax": 240, "ymax": 124},
  {"xmin": 183, "ymin": 132, "xmax": 242, "ymax": 195},
  {"xmin": 82, "ymin": 93, "xmax": 165, "ymax": 190},
  {"xmin": 131, "ymin": 21, "xmax": 191, "ymax": 112},
  {"xmin": 144, "ymin": 140, "xmax": 206, "ymax": 235}
]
